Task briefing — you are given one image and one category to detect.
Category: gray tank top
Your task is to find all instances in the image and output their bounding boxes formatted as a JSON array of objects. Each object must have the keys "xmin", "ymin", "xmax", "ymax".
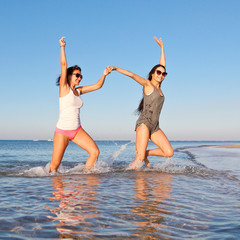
[{"xmin": 136, "ymin": 86, "xmax": 165, "ymax": 133}]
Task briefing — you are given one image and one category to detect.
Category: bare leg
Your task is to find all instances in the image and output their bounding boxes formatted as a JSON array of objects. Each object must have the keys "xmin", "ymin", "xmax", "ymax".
[
  {"xmin": 50, "ymin": 132, "xmax": 69, "ymax": 172},
  {"xmin": 72, "ymin": 127, "xmax": 100, "ymax": 169},
  {"xmin": 129, "ymin": 124, "xmax": 150, "ymax": 169},
  {"xmin": 148, "ymin": 129, "xmax": 174, "ymax": 158}
]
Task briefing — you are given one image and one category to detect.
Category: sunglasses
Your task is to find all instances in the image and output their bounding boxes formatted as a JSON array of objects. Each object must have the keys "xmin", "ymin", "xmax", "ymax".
[
  {"xmin": 72, "ymin": 73, "xmax": 83, "ymax": 79},
  {"xmin": 155, "ymin": 70, "xmax": 167, "ymax": 77}
]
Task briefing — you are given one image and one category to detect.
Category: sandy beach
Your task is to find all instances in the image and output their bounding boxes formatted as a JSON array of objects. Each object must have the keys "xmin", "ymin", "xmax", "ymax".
[{"xmin": 219, "ymin": 144, "xmax": 240, "ymax": 149}]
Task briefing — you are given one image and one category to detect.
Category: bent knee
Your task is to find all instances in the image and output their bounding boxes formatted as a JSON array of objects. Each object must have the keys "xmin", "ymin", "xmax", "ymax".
[
  {"xmin": 164, "ymin": 149, "xmax": 174, "ymax": 158},
  {"xmin": 90, "ymin": 147, "xmax": 100, "ymax": 158}
]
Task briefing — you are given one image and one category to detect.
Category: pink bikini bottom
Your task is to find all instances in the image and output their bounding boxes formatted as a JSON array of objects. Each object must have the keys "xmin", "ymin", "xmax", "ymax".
[{"xmin": 55, "ymin": 125, "xmax": 82, "ymax": 140}]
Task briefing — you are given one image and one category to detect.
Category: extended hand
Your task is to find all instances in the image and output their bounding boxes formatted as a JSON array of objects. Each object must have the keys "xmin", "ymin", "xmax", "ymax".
[
  {"xmin": 154, "ymin": 37, "xmax": 164, "ymax": 48},
  {"xmin": 59, "ymin": 37, "xmax": 66, "ymax": 47}
]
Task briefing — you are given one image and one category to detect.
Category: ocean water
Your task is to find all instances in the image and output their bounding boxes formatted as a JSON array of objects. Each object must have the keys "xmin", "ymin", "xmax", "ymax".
[{"xmin": 0, "ymin": 140, "xmax": 240, "ymax": 239}]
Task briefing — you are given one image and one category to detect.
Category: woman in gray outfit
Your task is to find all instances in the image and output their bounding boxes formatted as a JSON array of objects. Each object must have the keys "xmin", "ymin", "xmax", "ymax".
[{"xmin": 111, "ymin": 37, "xmax": 173, "ymax": 169}]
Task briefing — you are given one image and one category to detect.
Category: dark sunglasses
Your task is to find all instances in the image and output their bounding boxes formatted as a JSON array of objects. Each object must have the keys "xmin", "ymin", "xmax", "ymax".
[
  {"xmin": 156, "ymin": 70, "xmax": 167, "ymax": 77},
  {"xmin": 72, "ymin": 73, "xmax": 83, "ymax": 79}
]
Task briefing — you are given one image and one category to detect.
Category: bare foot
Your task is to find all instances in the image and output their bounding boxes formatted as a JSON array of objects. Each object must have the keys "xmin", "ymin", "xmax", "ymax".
[
  {"xmin": 144, "ymin": 158, "xmax": 150, "ymax": 167},
  {"xmin": 126, "ymin": 158, "xmax": 143, "ymax": 170},
  {"xmin": 83, "ymin": 165, "xmax": 94, "ymax": 172}
]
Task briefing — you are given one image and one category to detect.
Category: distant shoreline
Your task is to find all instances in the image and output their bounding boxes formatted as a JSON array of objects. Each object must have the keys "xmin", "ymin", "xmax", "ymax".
[{"xmin": 218, "ymin": 144, "xmax": 240, "ymax": 149}]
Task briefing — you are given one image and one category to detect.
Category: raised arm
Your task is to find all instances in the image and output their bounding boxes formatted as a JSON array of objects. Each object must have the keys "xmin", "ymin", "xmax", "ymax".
[
  {"xmin": 154, "ymin": 37, "xmax": 166, "ymax": 67},
  {"xmin": 59, "ymin": 37, "xmax": 68, "ymax": 87},
  {"xmin": 112, "ymin": 67, "xmax": 150, "ymax": 87},
  {"xmin": 78, "ymin": 66, "xmax": 112, "ymax": 95}
]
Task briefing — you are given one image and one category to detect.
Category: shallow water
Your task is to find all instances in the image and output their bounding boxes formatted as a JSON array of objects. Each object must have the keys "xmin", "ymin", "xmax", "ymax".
[{"xmin": 0, "ymin": 140, "xmax": 240, "ymax": 239}]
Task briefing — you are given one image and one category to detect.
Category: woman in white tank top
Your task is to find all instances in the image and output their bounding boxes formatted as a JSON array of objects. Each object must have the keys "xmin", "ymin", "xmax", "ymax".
[{"xmin": 49, "ymin": 37, "xmax": 112, "ymax": 173}]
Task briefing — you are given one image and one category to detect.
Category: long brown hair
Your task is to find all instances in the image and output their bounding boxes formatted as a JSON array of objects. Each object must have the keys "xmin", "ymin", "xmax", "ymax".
[
  {"xmin": 136, "ymin": 64, "xmax": 166, "ymax": 114},
  {"xmin": 56, "ymin": 65, "xmax": 81, "ymax": 86}
]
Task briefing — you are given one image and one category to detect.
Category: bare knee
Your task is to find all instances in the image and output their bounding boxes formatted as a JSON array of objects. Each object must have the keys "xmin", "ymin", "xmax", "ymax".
[
  {"xmin": 164, "ymin": 148, "xmax": 174, "ymax": 158},
  {"xmin": 90, "ymin": 147, "xmax": 100, "ymax": 159}
]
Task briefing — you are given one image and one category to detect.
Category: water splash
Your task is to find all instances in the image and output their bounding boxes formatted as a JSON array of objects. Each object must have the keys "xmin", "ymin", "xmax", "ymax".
[
  {"xmin": 3, "ymin": 141, "xmax": 239, "ymax": 182},
  {"xmin": 125, "ymin": 158, "xmax": 144, "ymax": 170},
  {"xmin": 17, "ymin": 163, "xmax": 58, "ymax": 177},
  {"xmin": 105, "ymin": 140, "xmax": 134, "ymax": 166}
]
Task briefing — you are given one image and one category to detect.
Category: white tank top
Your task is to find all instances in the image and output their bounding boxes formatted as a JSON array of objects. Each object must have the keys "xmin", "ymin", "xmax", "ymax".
[{"xmin": 56, "ymin": 88, "xmax": 83, "ymax": 130}]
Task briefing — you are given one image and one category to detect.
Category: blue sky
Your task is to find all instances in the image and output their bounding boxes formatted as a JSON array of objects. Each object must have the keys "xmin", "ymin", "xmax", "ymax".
[{"xmin": 0, "ymin": 0, "xmax": 239, "ymax": 140}]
